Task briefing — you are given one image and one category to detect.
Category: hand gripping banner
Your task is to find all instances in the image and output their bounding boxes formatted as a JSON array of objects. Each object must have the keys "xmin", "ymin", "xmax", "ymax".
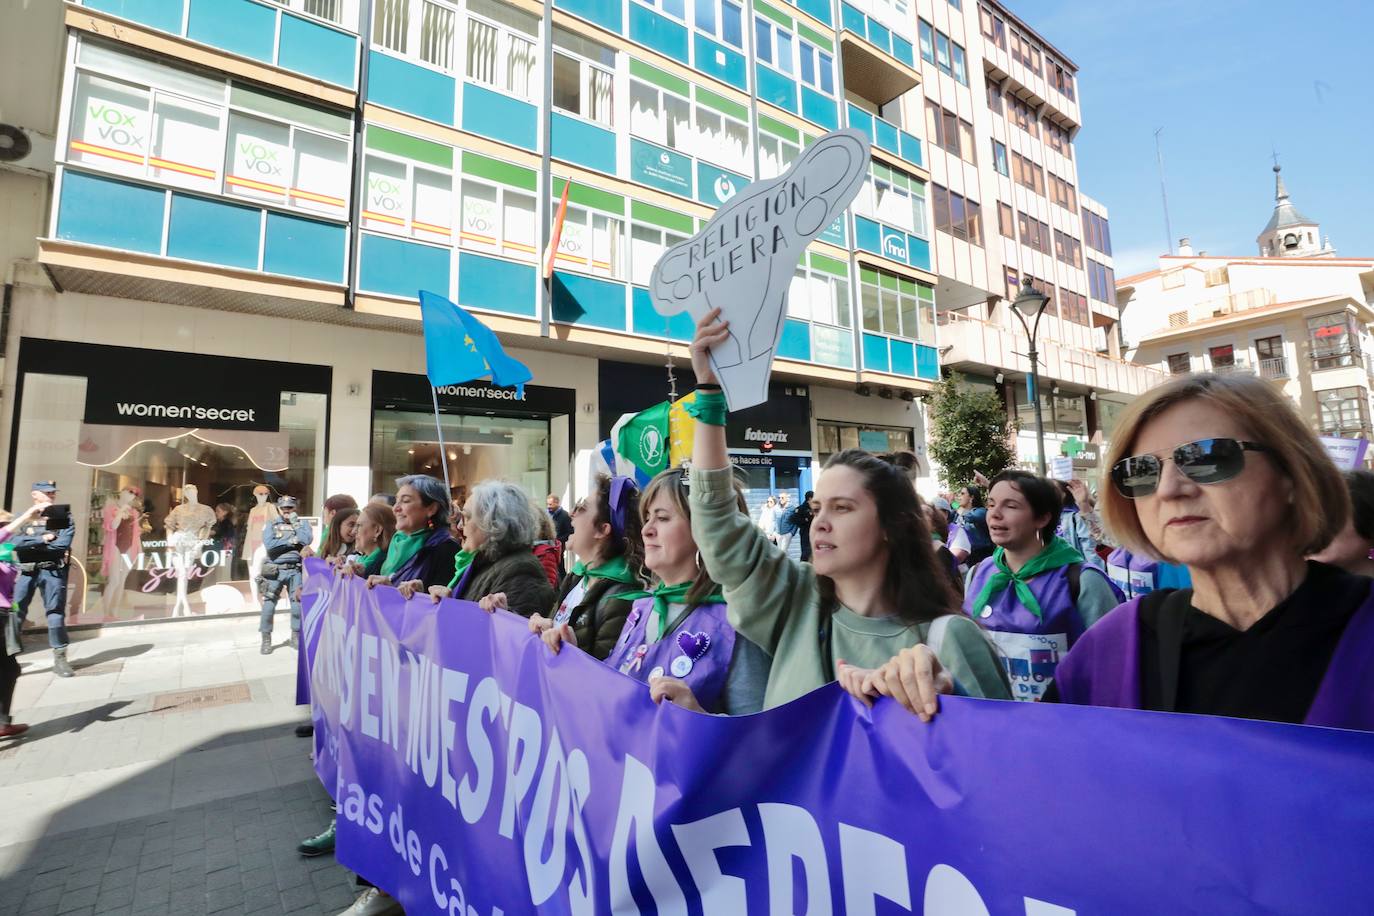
[{"xmin": 299, "ymin": 560, "xmax": 1374, "ymax": 915}]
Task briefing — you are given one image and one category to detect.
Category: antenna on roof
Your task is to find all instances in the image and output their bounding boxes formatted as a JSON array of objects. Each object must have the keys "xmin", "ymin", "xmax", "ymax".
[{"xmin": 1154, "ymin": 127, "xmax": 1174, "ymax": 256}]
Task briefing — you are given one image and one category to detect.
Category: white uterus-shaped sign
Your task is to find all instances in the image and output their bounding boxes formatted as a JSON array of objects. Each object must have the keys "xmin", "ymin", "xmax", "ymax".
[{"xmin": 649, "ymin": 129, "xmax": 871, "ymax": 410}]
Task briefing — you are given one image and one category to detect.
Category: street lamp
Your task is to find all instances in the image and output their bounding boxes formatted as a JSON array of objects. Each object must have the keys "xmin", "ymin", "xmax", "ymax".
[{"xmin": 1010, "ymin": 279, "xmax": 1051, "ymax": 475}]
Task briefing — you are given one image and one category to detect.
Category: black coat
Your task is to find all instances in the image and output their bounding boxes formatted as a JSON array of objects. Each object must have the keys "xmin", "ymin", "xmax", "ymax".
[
  {"xmin": 552, "ymin": 574, "xmax": 637, "ymax": 661},
  {"xmin": 456, "ymin": 546, "xmax": 556, "ymax": 618}
]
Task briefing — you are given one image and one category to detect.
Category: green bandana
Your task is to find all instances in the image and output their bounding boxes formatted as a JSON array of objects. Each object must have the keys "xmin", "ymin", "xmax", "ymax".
[
  {"xmin": 445, "ymin": 549, "xmax": 477, "ymax": 590},
  {"xmin": 0, "ymin": 542, "xmax": 13, "ymax": 564},
  {"xmin": 380, "ymin": 529, "xmax": 429, "ymax": 578},
  {"xmin": 622, "ymin": 580, "xmax": 725, "ymax": 634},
  {"xmin": 969, "ymin": 537, "xmax": 1084, "ymax": 621},
  {"xmin": 359, "ymin": 547, "xmax": 383, "ymax": 570},
  {"xmin": 570, "ymin": 554, "xmax": 639, "ymax": 586}
]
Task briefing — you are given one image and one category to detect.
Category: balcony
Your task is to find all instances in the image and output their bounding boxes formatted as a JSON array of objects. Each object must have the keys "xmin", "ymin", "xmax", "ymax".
[
  {"xmin": 839, "ymin": 4, "xmax": 919, "ymax": 106},
  {"xmin": 846, "ymin": 104, "xmax": 923, "ymax": 169},
  {"xmin": 938, "ymin": 309, "xmax": 1165, "ymax": 397},
  {"xmin": 1259, "ymin": 356, "xmax": 1290, "ymax": 380}
]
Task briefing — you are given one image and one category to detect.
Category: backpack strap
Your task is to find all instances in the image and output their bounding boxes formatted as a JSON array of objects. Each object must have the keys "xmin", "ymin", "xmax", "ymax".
[{"xmin": 1067, "ymin": 562, "xmax": 1081, "ymax": 606}]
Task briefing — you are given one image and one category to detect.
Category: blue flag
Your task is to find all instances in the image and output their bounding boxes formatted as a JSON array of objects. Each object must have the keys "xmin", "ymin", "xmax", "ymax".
[{"xmin": 418, "ymin": 290, "xmax": 532, "ymax": 396}]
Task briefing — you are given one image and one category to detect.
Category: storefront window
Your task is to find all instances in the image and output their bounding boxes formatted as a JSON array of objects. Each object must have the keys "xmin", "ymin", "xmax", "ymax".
[
  {"xmin": 371, "ymin": 410, "xmax": 551, "ymax": 500},
  {"xmin": 817, "ymin": 421, "xmax": 915, "ymax": 464},
  {"xmin": 12, "ymin": 364, "xmax": 326, "ymax": 626}
]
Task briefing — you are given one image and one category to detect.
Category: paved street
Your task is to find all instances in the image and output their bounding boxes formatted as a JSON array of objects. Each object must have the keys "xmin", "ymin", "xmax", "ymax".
[{"xmin": 0, "ymin": 615, "xmax": 357, "ymax": 916}]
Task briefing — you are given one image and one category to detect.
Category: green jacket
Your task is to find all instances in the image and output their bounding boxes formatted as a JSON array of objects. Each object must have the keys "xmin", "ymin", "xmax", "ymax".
[{"xmin": 690, "ymin": 466, "xmax": 1010, "ymax": 709}]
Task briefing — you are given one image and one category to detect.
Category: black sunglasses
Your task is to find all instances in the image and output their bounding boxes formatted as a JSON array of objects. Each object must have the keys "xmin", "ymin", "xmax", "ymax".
[{"xmin": 1111, "ymin": 438, "xmax": 1271, "ymax": 499}]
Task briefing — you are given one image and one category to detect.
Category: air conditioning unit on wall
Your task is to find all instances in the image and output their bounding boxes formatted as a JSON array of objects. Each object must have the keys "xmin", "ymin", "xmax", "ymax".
[{"xmin": 0, "ymin": 124, "xmax": 56, "ymax": 177}]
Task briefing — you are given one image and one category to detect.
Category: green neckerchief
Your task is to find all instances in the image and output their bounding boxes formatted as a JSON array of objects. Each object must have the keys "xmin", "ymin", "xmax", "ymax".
[
  {"xmin": 622, "ymin": 580, "xmax": 725, "ymax": 634},
  {"xmin": 359, "ymin": 547, "xmax": 383, "ymax": 569},
  {"xmin": 970, "ymin": 537, "xmax": 1084, "ymax": 621},
  {"xmin": 380, "ymin": 528, "xmax": 429, "ymax": 578},
  {"xmin": 570, "ymin": 553, "xmax": 639, "ymax": 586},
  {"xmin": 445, "ymin": 549, "xmax": 477, "ymax": 590},
  {"xmin": 0, "ymin": 542, "xmax": 13, "ymax": 564}
]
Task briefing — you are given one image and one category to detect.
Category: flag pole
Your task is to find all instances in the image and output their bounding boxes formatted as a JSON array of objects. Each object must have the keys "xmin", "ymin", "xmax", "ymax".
[{"xmin": 429, "ymin": 385, "xmax": 453, "ymax": 497}]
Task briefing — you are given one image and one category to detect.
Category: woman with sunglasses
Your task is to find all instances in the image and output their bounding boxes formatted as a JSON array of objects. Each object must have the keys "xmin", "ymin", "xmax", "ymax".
[
  {"xmin": 536, "ymin": 467, "xmax": 770, "ymax": 715},
  {"xmin": 683, "ymin": 310, "xmax": 1009, "ymax": 721},
  {"xmin": 527, "ymin": 475, "xmax": 645, "ymax": 661},
  {"xmin": 966, "ymin": 470, "xmax": 1122, "ymax": 701},
  {"xmin": 1048, "ymin": 373, "xmax": 1374, "ymax": 730}
]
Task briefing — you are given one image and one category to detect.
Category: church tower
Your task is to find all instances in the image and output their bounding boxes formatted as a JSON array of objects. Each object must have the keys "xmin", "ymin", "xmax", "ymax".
[{"xmin": 1257, "ymin": 163, "xmax": 1333, "ymax": 258}]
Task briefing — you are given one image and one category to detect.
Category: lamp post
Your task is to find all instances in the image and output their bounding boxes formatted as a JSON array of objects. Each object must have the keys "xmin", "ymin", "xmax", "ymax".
[{"xmin": 1010, "ymin": 279, "xmax": 1051, "ymax": 475}]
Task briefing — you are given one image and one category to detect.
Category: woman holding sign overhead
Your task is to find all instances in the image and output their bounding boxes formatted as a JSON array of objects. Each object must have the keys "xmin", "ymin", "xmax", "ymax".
[
  {"xmin": 1047, "ymin": 372, "xmax": 1374, "ymax": 729},
  {"xmin": 686, "ymin": 310, "xmax": 1009, "ymax": 720}
]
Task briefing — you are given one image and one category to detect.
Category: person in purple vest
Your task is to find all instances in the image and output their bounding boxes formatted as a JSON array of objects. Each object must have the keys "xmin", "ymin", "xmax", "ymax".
[
  {"xmin": 1048, "ymin": 372, "xmax": 1374, "ymax": 730},
  {"xmin": 1310, "ymin": 469, "xmax": 1374, "ymax": 578},
  {"xmin": 965, "ymin": 471, "xmax": 1122, "ymax": 701},
  {"xmin": 537, "ymin": 468, "xmax": 771, "ymax": 716}
]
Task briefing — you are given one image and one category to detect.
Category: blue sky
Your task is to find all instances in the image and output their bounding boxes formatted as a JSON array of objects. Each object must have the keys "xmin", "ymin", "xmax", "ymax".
[{"xmin": 1021, "ymin": 0, "xmax": 1374, "ymax": 277}]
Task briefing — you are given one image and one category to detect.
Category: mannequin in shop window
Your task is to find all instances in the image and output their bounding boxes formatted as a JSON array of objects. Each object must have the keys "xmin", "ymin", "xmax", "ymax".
[
  {"xmin": 99, "ymin": 486, "xmax": 144, "ymax": 617},
  {"xmin": 243, "ymin": 484, "xmax": 279, "ymax": 603},
  {"xmin": 164, "ymin": 484, "xmax": 215, "ymax": 617}
]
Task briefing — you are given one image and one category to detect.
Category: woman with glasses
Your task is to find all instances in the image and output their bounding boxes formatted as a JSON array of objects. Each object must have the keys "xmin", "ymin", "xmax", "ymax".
[
  {"xmin": 964, "ymin": 470, "xmax": 1121, "ymax": 702},
  {"xmin": 1048, "ymin": 373, "xmax": 1374, "ymax": 730},
  {"xmin": 527, "ymin": 475, "xmax": 645, "ymax": 661}
]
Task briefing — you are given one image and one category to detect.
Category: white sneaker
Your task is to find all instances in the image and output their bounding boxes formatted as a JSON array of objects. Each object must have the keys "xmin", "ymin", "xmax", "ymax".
[{"xmin": 338, "ymin": 887, "xmax": 404, "ymax": 916}]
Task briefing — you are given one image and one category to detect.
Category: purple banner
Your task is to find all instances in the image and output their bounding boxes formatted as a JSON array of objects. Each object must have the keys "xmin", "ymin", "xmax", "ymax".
[{"xmin": 301, "ymin": 560, "xmax": 1374, "ymax": 914}]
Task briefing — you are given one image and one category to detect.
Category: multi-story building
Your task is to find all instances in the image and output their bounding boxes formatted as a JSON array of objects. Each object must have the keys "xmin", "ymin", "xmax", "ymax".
[
  {"xmin": 0, "ymin": 0, "xmax": 944, "ymax": 625},
  {"xmin": 911, "ymin": 0, "xmax": 1161, "ymax": 474},
  {"xmin": 1119, "ymin": 165, "xmax": 1374, "ymax": 444}
]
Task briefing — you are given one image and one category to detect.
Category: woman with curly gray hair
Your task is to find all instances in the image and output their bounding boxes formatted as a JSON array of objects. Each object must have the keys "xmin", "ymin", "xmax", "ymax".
[
  {"xmin": 366, "ymin": 474, "xmax": 459, "ymax": 592},
  {"xmin": 417, "ymin": 480, "xmax": 555, "ymax": 616}
]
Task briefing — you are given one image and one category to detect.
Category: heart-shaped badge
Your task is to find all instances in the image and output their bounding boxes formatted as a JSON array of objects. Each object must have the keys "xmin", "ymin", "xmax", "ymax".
[{"xmin": 676, "ymin": 630, "xmax": 711, "ymax": 660}]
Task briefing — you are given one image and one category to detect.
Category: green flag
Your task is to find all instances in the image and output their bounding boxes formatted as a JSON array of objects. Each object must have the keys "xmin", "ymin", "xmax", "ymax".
[{"xmin": 615, "ymin": 401, "xmax": 671, "ymax": 477}]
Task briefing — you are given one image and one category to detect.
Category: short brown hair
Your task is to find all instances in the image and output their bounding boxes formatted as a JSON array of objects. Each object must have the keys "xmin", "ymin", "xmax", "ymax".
[{"xmin": 1099, "ymin": 372, "xmax": 1346, "ymax": 561}]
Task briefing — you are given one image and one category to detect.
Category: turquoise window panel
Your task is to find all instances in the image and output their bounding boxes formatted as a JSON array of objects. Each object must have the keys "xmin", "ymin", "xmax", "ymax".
[
  {"xmin": 632, "ymin": 287, "xmax": 694, "ymax": 341},
  {"xmin": 800, "ymin": 89, "xmax": 838, "ymax": 131},
  {"xmin": 813, "ymin": 324, "xmax": 854, "ymax": 368},
  {"xmin": 551, "ymin": 113, "xmax": 617, "ymax": 174},
  {"xmin": 755, "ymin": 66, "xmax": 798, "ymax": 114},
  {"xmin": 554, "ymin": 0, "xmax": 622, "ymax": 33},
  {"xmin": 187, "ymin": 0, "xmax": 275, "ymax": 64},
  {"xmin": 847, "ymin": 103, "xmax": 874, "ymax": 140},
  {"xmin": 629, "ymin": 5, "xmax": 690, "ymax": 63},
  {"xmin": 854, "ymin": 216, "xmax": 881, "ymax": 255},
  {"xmin": 693, "ymin": 35, "xmax": 747, "ymax": 90},
  {"xmin": 630, "ymin": 139, "xmax": 694, "ymax": 197},
  {"xmin": 358, "ymin": 234, "xmax": 451, "ymax": 299},
  {"xmin": 819, "ymin": 218, "xmax": 846, "ymax": 246},
  {"xmin": 56, "ymin": 171, "xmax": 163, "ymax": 254},
  {"xmin": 369, "ymin": 52, "xmax": 455, "ymax": 125},
  {"xmin": 907, "ymin": 234, "xmax": 931, "ymax": 271},
  {"xmin": 899, "ymin": 130, "xmax": 923, "ymax": 167},
  {"xmin": 862, "ymin": 333, "xmax": 890, "ymax": 373},
  {"xmin": 277, "ymin": 14, "xmax": 357, "ymax": 87},
  {"xmin": 892, "ymin": 35, "xmax": 915, "ymax": 67},
  {"xmin": 462, "ymin": 83, "xmax": 537, "ymax": 150},
  {"xmin": 83, "ymin": 0, "xmax": 182, "ymax": 32},
  {"xmin": 458, "ymin": 252, "xmax": 536, "ymax": 316},
  {"xmin": 696, "ymin": 161, "xmax": 750, "ymax": 207},
  {"xmin": 841, "ymin": 3, "xmax": 865, "ymax": 35},
  {"xmin": 166, "ymin": 194, "xmax": 259, "ymax": 270},
  {"xmin": 889, "ymin": 339, "xmax": 916, "ymax": 377},
  {"xmin": 551, "ymin": 272, "xmax": 627, "ymax": 330},
  {"xmin": 916, "ymin": 343, "xmax": 939, "ymax": 380},
  {"xmin": 263, "ymin": 212, "xmax": 344, "ymax": 282},
  {"xmin": 778, "ymin": 319, "xmax": 811, "ymax": 361},
  {"xmin": 875, "ymin": 118, "xmax": 900, "ymax": 156},
  {"xmin": 867, "ymin": 21, "xmax": 891, "ymax": 53},
  {"xmin": 796, "ymin": 0, "xmax": 832, "ymax": 26}
]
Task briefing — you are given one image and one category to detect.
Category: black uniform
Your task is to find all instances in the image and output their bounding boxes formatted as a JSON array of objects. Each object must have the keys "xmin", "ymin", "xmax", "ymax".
[{"xmin": 13, "ymin": 508, "xmax": 74, "ymax": 650}]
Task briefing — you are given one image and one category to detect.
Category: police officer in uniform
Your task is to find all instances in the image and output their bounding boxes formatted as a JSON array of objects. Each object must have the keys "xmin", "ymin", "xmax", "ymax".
[
  {"xmin": 13, "ymin": 482, "xmax": 76, "ymax": 677},
  {"xmin": 259, "ymin": 496, "xmax": 312, "ymax": 655}
]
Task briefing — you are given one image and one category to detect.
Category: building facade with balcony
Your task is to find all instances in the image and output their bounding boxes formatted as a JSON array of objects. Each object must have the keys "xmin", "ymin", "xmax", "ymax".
[
  {"xmin": 901, "ymin": 0, "xmax": 1161, "ymax": 476},
  {"xmin": 0, "ymin": 0, "xmax": 945, "ymax": 624},
  {"xmin": 1118, "ymin": 165, "xmax": 1374, "ymax": 446}
]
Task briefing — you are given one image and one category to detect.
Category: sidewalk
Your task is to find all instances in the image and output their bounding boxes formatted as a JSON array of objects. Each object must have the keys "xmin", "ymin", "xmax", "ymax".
[{"xmin": 0, "ymin": 614, "xmax": 358, "ymax": 916}]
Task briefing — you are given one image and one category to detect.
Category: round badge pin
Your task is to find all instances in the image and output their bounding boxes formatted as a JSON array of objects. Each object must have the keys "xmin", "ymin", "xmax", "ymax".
[
  {"xmin": 980, "ymin": 606, "xmax": 993, "ymax": 619},
  {"xmin": 670, "ymin": 655, "xmax": 694, "ymax": 677},
  {"xmin": 648, "ymin": 666, "xmax": 665, "ymax": 680}
]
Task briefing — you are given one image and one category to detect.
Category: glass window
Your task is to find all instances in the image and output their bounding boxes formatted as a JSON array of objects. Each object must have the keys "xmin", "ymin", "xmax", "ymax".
[
  {"xmin": 935, "ymin": 33, "xmax": 951, "ymax": 74},
  {"xmin": 992, "ymin": 140, "xmax": 1008, "ymax": 176},
  {"xmin": 225, "ymin": 114, "xmax": 292, "ymax": 204},
  {"xmin": 504, "ymin": 190, "xmax": 536, "ymax": 258},
  {"xmin": 630, "ymin": 80, "xmax": 691, "ymax": 148},
  {"xmin": 372, "ymin": 406, "xmax": 551, "ymax": 503},
  {"xmin": 918, "ymin": 20, "xmax": 934, "ymax": 63},
  {"xmin": 412, "ymin": 167, "xmax": 453, "ymax": 243},
  {"xmin": 374, "ymin": 0, "xmax": 410, "ymax": 54},
  {"xmin": 419, "ymin": 0, "xmax": 456, "ymax": 69},
  {"xmin": 860, "ymin": 273, "xmax": 881, "ymax": 333},
  {"xmin": 759, "ymin": 130, "xmax": 800, "ymax": 179},
  {"xmin": 1309, "ymin": 312, "xmax": 1358, "ymax": 369},
  {"xmin": 291, "ymin": 131, "xmax": 349, "ymax": 215},
  {"xmin": 552, "ymin": 53, "xmax": 582, "ymax": 116},
  {"xmin": 951, "ymin": 43, "xmax": 968, "ymax": 85},
  {"xmin": 459, "ymin": 180, "xmax": 499, "ymax": 253},
  {"xmin": 362, "ymin": 155, "xmax": 410, "ymax": 233},
  {"xmin": 630, "ymin": 223, "xmax": 686, "ymax": 286},
  {"xmin": 70, "ymin": 73, "xmax": 151, "ymax": 178},
  {"xmin": 150, "ymin": 93, "xmax": 221, "ymax": 191},
  {"xmin": 998, "ymin": 202, "xmax": 1014, "ymax": 238},
  {"xmin": 1166, "ymin": 353, "xmax": 1191, "ymax": 375}
]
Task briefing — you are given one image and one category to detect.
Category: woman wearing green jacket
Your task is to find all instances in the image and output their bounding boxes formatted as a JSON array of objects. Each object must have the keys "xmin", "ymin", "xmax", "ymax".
[{"xmin": 687, "ymin": 309, "xmax": 1009, "ymax": 718}]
